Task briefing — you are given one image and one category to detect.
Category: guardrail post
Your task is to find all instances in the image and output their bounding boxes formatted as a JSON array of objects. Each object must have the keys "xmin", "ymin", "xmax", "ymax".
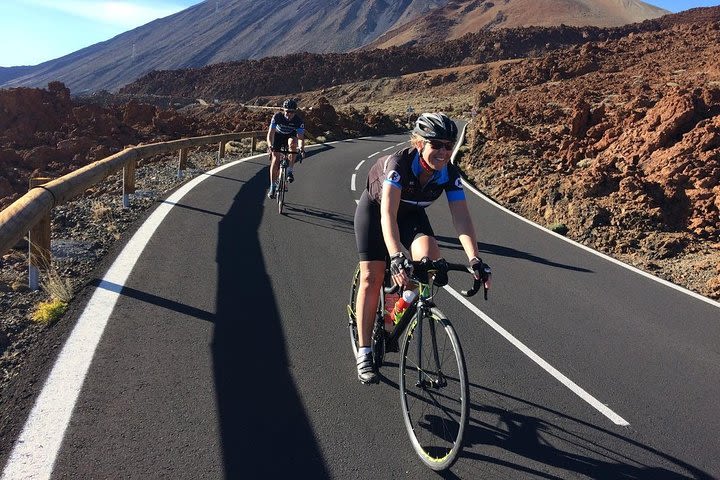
[
  {"xmin": 217, "ymin": 141, "xmax": 226, "ymax": 165},
  {"xmin": 178, "ymin": 148, "xmax": 188, "ymax": 179},
  {"xmin": 28, "ymin": 177, "xmax": 52, "ymax": 291},
  {"xmin": 123, "ymin": 159, "xmax": 136, "ymax": 208}
]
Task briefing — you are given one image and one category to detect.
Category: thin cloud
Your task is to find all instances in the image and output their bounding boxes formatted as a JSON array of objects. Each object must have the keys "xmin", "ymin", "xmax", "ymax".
[{"xmin": 24, "ymin": 0, "xmax": 188, "ymax": 28}]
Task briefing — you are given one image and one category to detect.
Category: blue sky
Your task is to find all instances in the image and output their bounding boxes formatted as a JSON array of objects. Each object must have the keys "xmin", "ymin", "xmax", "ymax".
[
  {"xmin": 0, "ymin": 1, "xmax": 203, "ymax": 67},
  {"xmin": 0, "ymin": 0, "xmax": 718, "ymax": 67}
]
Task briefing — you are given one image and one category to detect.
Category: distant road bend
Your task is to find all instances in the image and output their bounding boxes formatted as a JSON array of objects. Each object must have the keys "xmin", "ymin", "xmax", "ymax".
[{"xmin": 2, "ymin": 134, "xmax": 718, "ymax": 479}]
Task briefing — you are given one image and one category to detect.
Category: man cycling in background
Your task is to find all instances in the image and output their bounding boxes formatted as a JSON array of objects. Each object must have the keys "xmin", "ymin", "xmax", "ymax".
[{"xmin": 267, "ymin": 99, "xmax": 305, "ymax": 199}]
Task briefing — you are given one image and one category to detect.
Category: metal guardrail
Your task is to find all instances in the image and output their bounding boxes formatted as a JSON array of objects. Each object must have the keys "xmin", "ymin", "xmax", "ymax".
[{"xmin": 0, "ymin": 130, "xmax": 265, "ymax": 288}]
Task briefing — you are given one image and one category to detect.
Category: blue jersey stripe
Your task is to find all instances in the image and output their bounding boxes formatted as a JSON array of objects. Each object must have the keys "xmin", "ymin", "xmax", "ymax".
[{"xmin": 446, "ymin": 189, "xmax": 466, "ymax": 202}]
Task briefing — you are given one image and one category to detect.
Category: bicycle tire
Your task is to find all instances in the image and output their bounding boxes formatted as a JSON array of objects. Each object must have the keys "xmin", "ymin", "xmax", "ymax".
[
  {"xmin": 347, "ymin": 265, "xmax": 361, "ymax": 357},
  {"xmin": 399, "ymin": 307, "xmax": 469, "ymax": 471},
  {"xmin": 277, "ymin": 168, "xmax": 286, "ymax": 214}
]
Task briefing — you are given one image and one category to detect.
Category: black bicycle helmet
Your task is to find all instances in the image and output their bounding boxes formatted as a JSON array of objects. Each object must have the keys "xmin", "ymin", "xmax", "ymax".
[
  {"xmin": 282, "ymin": 99, "xmax": 298, "ymax": 110},
  {"xmin": 413, "ymin": 113, "xmax": 458, "ymax": 142}
]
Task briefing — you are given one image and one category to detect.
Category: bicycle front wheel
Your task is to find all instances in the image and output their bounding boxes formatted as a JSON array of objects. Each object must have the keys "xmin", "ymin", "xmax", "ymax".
[
  {"xmin": 277, "ymin": 170, "xmax": 286, "ymax": 214},
  {"xmin": 399, "ymin": 307, "xmax": 469, "ymax": 471}
]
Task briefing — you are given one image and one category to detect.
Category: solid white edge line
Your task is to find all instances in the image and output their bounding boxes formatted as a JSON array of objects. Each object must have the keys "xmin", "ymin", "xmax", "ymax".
[
  {"xmin": 461, "ymin": 179, "xmax": 720, "ymax": 309},
  {"xmin": 0, "ymin": 152, "xmax": 267, "ymax": 480},
  {"xmin": 351, "ymin": 174, "xmax": 356, "ymax": 191},
  {"xmin": 444, "ymin": 285, "xmax": 630, "ymax": 426},
  {"xmin": 354, "ymin": 160, "xmax": 365, "ymax": 171}
]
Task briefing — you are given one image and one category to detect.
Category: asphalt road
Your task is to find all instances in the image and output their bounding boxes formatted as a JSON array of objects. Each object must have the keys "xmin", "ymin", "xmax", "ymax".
[{"xmin": 2, "ymin": 134, "xmax": 719, "ymax": 479}]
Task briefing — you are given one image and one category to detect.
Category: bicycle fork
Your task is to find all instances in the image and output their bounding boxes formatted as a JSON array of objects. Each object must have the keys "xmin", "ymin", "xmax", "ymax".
[{"xmin": 415, "ymin": 307, "xmax": 447, "ymax": 390}]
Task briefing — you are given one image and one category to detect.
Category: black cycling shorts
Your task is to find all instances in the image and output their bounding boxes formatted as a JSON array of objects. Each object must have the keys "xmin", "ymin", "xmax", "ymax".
[
  {"xmin": 271, "ymin": 133, "xmax": 297, "ymax": 151},
  {"xmin": 354, "ymin": 189, "xmax": 435, "ymax": 262}
]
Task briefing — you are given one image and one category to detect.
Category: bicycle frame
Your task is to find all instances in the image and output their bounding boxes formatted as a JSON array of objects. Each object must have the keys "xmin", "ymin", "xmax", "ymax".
[{"xmin": 372, "ymin": 261, "xmax": 481, "ymax": 364}]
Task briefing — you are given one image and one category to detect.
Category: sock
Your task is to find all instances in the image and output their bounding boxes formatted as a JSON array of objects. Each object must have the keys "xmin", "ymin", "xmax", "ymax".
[{"xmin": 358, "ymin": 346, "xmax": 372, "ymax": 357}]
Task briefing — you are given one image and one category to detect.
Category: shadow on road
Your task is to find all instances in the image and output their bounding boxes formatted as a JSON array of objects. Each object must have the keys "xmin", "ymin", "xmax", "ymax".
[
  {"xmin": 281, "ymin": 203, "xmax": 354, "ymax": 235},
  {"xmin": 213, "ymin": 169, "xmax": 330, "ymax": 477},
  {"xmin": 463, "ymin": 384, "xmax": 712, "ymax": 479},
  {"xmin": 436, "ymin": 235, "xmax": 592, "ymax": 273}
]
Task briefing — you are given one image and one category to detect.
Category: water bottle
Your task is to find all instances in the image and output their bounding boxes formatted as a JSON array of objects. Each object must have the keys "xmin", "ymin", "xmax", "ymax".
[{"xmin": 392, "ymin": 289, "xmax": 417, "ymax": 324}]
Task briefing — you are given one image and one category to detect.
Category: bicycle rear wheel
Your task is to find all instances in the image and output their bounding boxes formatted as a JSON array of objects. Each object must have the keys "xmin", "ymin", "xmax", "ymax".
[
  {"xmin": 347, "ymin": 265, "xmax": 361, "ymax": 357},
  {"xmin": 277, "ymin": 168, "xmax": 286, "ymax": 214},
  {"xmin": 399, "ymin": 307, "xmax": 469, "ymax": 471}
]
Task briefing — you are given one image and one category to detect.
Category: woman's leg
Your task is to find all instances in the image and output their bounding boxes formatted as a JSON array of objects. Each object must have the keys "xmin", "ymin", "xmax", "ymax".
[
  {"xmin": 410, "ymin": 234, "xmax": 442, "ymax": 261},
  {"xmin": 356, "ymin": 260, "xmax": 385, "ymax": 348}
]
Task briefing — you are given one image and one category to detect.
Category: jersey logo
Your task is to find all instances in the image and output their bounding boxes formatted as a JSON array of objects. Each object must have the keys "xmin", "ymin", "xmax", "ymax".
[
  {"xmin": 387, "ymin": 170, "xmax": 401, "ymax": 183},
  {"xmin": 454, "ymin": 177, "xmax": 463, "ymax": 188}
]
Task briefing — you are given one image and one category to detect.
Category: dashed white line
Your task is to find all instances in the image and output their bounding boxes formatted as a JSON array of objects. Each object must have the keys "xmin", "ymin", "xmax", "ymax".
[
  {"xmin": 354, "ymin": 160, "xmax": 365, "ymax": 171},
  {"xmin": 368, "ymin": 152, "xmax": 379, "ymax": 158},
  {"xmin": 382, "ymin": 146, "xmax": 395, "ymax": 151},
  {"xmin": 351, "ymin": 174, "xmax": 357, "ymax": 191}
]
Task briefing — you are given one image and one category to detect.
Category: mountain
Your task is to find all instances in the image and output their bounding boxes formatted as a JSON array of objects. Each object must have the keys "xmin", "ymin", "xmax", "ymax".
[
  {"xmin": 1, "ymin": 0, "xmax": 670, "ymax": 95},
  {"xmin": 365, "ymin": 0, "xmax": 669, "ymax": 49},
  {"xmin": 0, "ymin": 0, "xmax": 445, "ymax": 94}
]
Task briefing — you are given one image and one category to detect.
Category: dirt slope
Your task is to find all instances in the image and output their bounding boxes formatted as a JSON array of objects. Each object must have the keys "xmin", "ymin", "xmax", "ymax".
[{"xmin": 365, "ymin": 0, "xmax": 668, "ymax": 49}]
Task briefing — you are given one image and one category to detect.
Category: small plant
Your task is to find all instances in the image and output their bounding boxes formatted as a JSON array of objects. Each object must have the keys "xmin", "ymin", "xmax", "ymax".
[
  {"xmin": 90, "ymin": 200, "xmax": 112, "ymax": 222},
  {"xmin": 549, "ymin": 222, "xmax": 569, "ymax": 235},
  {"xmin": 41, "ymin": 265, "xmax": 73, "ymax": 303},
  {"xmin": 32, "ymin": 266, "xmax": 73, "ymax": 324},
  {"xmin": 32, "ymin": 299, "xmax": 67, "ymax": 324}
]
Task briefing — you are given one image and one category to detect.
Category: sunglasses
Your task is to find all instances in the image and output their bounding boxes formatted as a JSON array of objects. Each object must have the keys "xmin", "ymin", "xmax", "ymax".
[{"xmin": 425, "ymin": 139, "xmax": 453, "ymax": 150}]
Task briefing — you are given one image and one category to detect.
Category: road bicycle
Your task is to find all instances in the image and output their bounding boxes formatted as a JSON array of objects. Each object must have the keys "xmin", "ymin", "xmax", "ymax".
[
  {"xmin": 347, "ymin": 258, "xmax": 485, "ymax": 470},
  {"xmin": 269, "ymin": 148, "xmax": 303, "ymax": 214}
]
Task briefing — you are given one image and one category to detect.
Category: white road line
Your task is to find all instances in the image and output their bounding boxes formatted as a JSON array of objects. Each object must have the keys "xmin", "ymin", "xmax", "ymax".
[
  {"xmin": 354, "ymin": 160, "xmax": 365, "ymax": 170},
  {"xmin": 0, "ymin": 153, "xmax": 267, "ymax": 480},
  {"xmin": 382, "ymin": 146, "xmax": 395, "ymax": 151},
  {"xmin": 368, "ymin": 152, "xmax": 379, "ymax": 158},
  {"xmin": 351, "ymin": 174, "xmax": 357, "ymax": 191},
  {"xmin": 445, "ymin": 285, "xmax": 630, "ymax": 426},
  {"xmin": 395, "ymin": 142, "xmax": 406, "ymax": 146}
]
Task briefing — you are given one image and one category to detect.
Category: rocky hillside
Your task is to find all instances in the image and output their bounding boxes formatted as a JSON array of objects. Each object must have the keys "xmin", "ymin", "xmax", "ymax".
[
  {"xmin": 120, "ymin": 9, "xmax": 705, "ymax": 103},
  {"xmin": 0, "ymin": 0, "xmax": 446, "ymax": 94},
  {"xmin": 459, "ymin": 14, "xmax": 720, "ymax": 298},
  {"xmin": 365, "ymin": 0, "xmax": 667, "ymax": 49},
  {"xmin": 0, "ymin": 85, "xmax": 402, "ymax": 210}
]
